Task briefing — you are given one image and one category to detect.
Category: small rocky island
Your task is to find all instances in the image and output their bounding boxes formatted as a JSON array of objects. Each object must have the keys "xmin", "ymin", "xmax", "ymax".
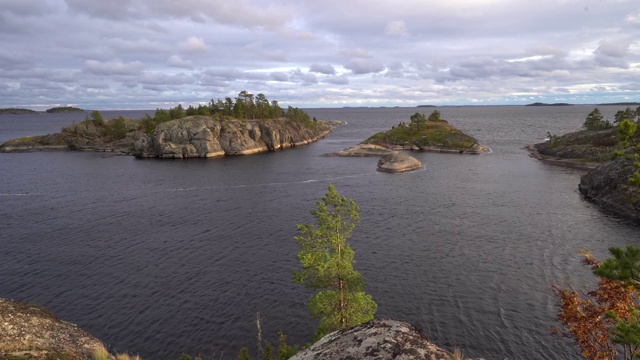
[
  {"xmin": 528, "ymin": 107, "xmax": 640, "ymax": 220},
  {"xmin": 328, "ymin": 111, "xmax": 488, "ymax": 173},
  {"xmin": 362, "ymin": 111, "xmax": 488, "ymax": 154},
  {"xmin": 0, "ymin": 93, "xmax": 333, "ymax": 158}
]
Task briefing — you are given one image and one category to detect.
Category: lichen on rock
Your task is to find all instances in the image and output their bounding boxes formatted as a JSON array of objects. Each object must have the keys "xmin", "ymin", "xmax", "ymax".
[
  {"xmin": 0, "ymin": 298, "xmax": 106, "ymax": 360},
  {"xmin": 290, "ymin": 318, "xmax": 474, "ymax": 360}
]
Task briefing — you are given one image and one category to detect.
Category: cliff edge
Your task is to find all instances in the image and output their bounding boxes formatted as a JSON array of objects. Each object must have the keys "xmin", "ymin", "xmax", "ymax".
[{"xmin": 133, "ymin": 116, "xmax": 331, "ymax": 159}]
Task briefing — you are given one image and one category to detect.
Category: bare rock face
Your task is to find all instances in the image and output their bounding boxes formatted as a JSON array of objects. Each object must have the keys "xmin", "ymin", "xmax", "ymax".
[
  {"xmin": 377, "ymin": 152, "xmax": 422, "ymax": 173},
  {"xmin": 290, "ymin": 319, "xmax": 462, "ymax": 360},
  {"xmin": 0, "ymin": 298, "xmax": 106, "ymax": 360},
  {"xmin": 326, "ymin": 144, "xmax": 422, "ymax": 173},
  {"xmin": 134, "ymin": 116, "xmax": 332, "ymax": 158},
  {"xmin": 579, "ymin": 157, "xmax": 640, "ymax": 221}
]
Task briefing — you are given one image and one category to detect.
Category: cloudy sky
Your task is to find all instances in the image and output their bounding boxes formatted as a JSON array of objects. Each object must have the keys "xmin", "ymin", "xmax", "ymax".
[{"xmin": 1, "ymin": 0, "xmax": 639, "ymax": 109}]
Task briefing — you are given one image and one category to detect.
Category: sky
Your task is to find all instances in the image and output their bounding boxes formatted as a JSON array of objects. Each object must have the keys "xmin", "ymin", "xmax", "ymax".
[{"xmin": 1, "ymin": 0, "xmax": 639, "ymax": 110}]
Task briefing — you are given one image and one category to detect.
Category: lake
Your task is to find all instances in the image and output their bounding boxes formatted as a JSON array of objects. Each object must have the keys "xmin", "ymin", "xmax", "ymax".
[{"xmin": 1, "ymin": 105, "xmax": 638, "ymax": 359}]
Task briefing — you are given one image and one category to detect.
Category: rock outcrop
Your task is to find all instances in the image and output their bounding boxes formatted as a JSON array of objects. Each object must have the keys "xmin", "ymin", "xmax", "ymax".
[
  {"xmin": 326, "ymin": 144, "xmax": 422, "ymax": 173},
  {"xmin": 528, "ymin": 128, "xmax": 620, "ymax": 168},
  {"xmin": 0, "ymin": 298, "xmax": 106, "ymax": 360},
  {"xmin": 290, "ymin": 319, "xmax": 468, "ymax": 360},
  {"xmin": 578, "ymin": 157, "xmax": 640, "ymax": 221},
  {"xmin": 528, "ymin": 127, "xmax": 640, "ymax": 220},
  {"xmin": 0, "ymin": 116, "xmax": 333, "ymax": 158},
  {"xmin": 134, "ymin": 116, "xmax": 331, "ymax": 158}
]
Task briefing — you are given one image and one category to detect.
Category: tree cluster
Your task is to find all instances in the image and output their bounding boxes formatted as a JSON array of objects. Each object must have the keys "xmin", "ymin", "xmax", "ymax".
[
  {"xmin": 409, "ymin": 110, "xmax": 441, "ymax": 132},
  {"xmin": 582, "ymin": 108, "xmax": 613, "ymax": 131},
  {"xmin": 138, "ymin": 91, "xmax": 311, "ymax": 133}
]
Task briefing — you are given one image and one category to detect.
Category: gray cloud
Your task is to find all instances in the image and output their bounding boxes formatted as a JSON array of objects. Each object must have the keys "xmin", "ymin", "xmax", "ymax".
[
  {"xmin": 309, "ymin": 64, "xmax": 336, "ymax": 75},
  {"xmin": 83, "ymin": 60, "xmax": 145, "ymax": 76},
  {"xmin": 271, "ymin": 72, "xmax": 289, "ymax": 82},
  {"xmin": 345, "ymin": 60, "xmax": 385, "ymax": 75}
]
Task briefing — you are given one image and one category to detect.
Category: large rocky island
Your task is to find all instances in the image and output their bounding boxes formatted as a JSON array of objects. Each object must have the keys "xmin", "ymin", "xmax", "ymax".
[
  {"xmin": 1, "ymin": 94, "xmax": 335, "ymax": 158},
  {"xmin": 528, "ymin": 107, "xmax": 640, "ymax": 220}
]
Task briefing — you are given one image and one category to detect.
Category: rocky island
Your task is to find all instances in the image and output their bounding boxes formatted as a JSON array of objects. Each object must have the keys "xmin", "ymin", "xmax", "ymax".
[
  {"xmin": 528, "ymin": 107, "xmax": 640, "ymax": 220},
  {"xmin": 0, "ymin": 92, "xmax": 334, "ymax": 158},
  {"xmin": 328, "ymin": 111, "xmax": 487, "ymax": 173},
  {"xmin": 362, "ymin": 111, "xmax": 488, "ymax": 154}
]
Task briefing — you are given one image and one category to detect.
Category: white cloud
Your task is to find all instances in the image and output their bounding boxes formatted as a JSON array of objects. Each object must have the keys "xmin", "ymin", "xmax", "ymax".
[
  {"xmin": 167, "ymin": 55, "xmax": 193, "ymax": 69},
  {"xmin": 385, "ymin": 20, "xmax": 408, "ymax": 36},
  {"xmin": 183, "ymin": 36, "xmax": 208, "ymax": 53},
  {"xmin": 625, "ymin": 10, "xmax": 640, "ymax": 24}
]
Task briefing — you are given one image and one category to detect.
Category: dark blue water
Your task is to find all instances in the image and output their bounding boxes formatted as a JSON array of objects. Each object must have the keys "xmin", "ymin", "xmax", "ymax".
[{"xmin": 1, "ymin": 106, "xmax": 638, "ymax": 359}]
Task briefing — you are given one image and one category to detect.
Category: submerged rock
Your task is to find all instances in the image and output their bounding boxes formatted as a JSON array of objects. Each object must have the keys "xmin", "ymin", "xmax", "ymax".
[
  {"xmin": 0, "ymin": 298, "xmax": 106, "ymax": 360},
  {"xmin": 290, "ymin": 318, "xmax": 473, "ymax": 360}
]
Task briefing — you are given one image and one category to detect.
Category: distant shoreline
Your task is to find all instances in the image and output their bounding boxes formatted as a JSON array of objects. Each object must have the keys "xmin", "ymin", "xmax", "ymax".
[{"xmin": 0, "ymin": 107, "xmax": 85, "ymax": 115}]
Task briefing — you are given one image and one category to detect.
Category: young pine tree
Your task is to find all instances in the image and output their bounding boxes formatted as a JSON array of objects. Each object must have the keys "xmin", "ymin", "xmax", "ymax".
[{"xmin": 292, "ymin": 183, "xmax": 377, "ymax": 340}]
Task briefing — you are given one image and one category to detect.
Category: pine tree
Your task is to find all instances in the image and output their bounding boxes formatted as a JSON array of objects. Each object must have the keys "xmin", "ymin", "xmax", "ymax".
[{"xmin": 293, "ymin": 183, "xmax": 377, "ymax": 340}]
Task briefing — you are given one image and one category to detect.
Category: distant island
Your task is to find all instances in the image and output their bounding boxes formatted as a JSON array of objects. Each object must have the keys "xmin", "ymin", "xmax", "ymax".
[
  {"xmin": 0, "ymin": 108, "xmax": 37, "ymax": 115},
  {"xmin": 0, "ymin": 106, "xmax": 85, "ymax": 115},
  {"xmin": 416, "ymin": 105, "xmax": 436, "ymax": 108},
  {"xmin": 46, "ymin": 106, "xmax": 85, "ymax": 113},
  {"xmin": 597, "ymin": 102, "xmax": 640, "ymax": 106},
  {"xmin": 525, "ymin": 102, "xmax": 573, "ymax": 106}
]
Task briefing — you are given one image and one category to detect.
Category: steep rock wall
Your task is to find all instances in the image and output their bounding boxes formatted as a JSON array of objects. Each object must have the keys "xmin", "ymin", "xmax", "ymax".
[{"xmin": 133, "ymin": 116, "xmax": 332, "ymax": 158}]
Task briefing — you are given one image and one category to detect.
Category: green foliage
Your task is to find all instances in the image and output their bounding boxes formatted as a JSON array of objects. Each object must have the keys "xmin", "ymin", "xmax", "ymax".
[
  {"xmin": 91, "ymin": 110, "xmax": 104, "ymax": 126},
  {"xmin": 618, "ymin": 119, "xmax": 638, "ymax": 148},
  {"xmin": 293, "ymin": 184, "xmax": 377, "ymax": 340},
  {"xmin": 177, "ymin": 354, "xmax": 201, "ymax": 360},
  {"xmin": 594, "ymin": 246, "xmax": 640, "ymax": 287},
  {"xmin": 366, "ymin": 112, "xmax": 475, "ymax": 149},
  {"xmin": 428, "ymin": 110, "xmax": 441, "ymax": 121},
  {"xmin": 236, "ymin": 348, "xmax": 252, "ymax": 360},
  {"xmin": 583, "ymin": 108, "xmax": 613, "ymax": 131},
  {"xmin": 614, "ymin": 107, "xmax": 637, "ymax": 125}
]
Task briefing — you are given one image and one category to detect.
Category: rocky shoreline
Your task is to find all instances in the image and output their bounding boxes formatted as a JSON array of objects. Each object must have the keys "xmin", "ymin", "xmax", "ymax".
[
  {"xmin": 526, "ymin": 128, "xmax": 640, "ymax": 221},
  {"xmin": 0, "ymin": 298, "xmax": 106, "ymax": 360}
]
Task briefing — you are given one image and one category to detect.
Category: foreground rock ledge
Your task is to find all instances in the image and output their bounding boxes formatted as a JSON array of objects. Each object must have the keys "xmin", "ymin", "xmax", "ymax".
[
  {"xmin": 0, "ymin": 298, "xmax": 106, "ymax": 360},
  {"xmin": 290, "ymin": 318, "xmax": 476, "ymax": 360},
  {"xmin": 326, "ymin": 144, "xmax": 422, "ymax": 173}
]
